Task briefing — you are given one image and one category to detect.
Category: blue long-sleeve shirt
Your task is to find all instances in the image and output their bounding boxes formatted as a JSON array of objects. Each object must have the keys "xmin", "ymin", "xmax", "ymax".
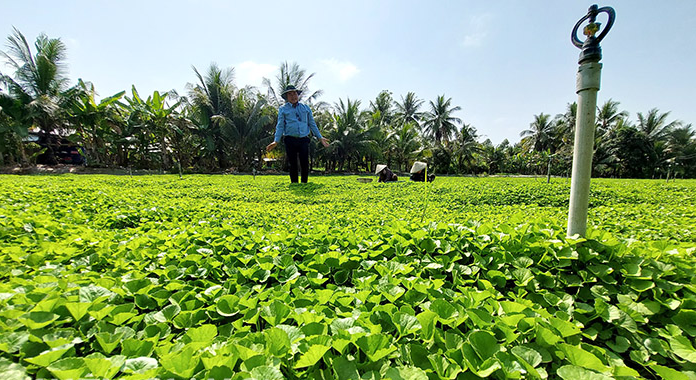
[{"xmin": 273, "ymin": 102, "xmax": 323, "ymax": 143}]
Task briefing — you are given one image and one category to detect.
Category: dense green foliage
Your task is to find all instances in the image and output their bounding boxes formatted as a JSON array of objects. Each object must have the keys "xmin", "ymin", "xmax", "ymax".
[
  {"xmin": 2, "ymin": 29, "xmax": 694, "ymax": 177},
  {"xmin": 0, "ymin": 175, "xmax": 695, "ymax": 379}
]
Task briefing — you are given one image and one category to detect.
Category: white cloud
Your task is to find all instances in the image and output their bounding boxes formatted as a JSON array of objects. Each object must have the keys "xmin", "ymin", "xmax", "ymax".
[
  {"xmin": 318, "ymin": 59, "xmax": 360, "ymax": 83},
  {"xmin": 461, "ymin": 14, "xmax": 492, "ymax": 48},
  {"xmin": 235, "ymin": 61, "xmax": 277, "ymax": 88}
]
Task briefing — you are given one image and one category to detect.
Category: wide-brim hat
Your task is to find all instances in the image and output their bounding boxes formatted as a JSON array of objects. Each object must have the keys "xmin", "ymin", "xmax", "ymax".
[
  {"xmin": 281, "ymin": 85, "xmax": 302, "ymax": 100},
  {"xmin": 375, "ymin": 164, "xmax": 387, "ymax": 175},
  {"xmin": 410, "ymin": 161, "xmax": 427, "ymax": 174}
]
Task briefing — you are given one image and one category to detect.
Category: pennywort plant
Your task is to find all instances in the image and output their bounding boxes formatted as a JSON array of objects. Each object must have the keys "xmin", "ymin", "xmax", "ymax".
[{"xmin": 0, "ymin": 175, "xmax": 694, "ymax": 379}]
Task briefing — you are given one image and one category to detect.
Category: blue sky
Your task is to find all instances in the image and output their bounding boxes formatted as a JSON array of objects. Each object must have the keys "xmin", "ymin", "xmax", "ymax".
[{"xmin": 3, "ymin": 0, "xmax": 695, "ymax": 145}]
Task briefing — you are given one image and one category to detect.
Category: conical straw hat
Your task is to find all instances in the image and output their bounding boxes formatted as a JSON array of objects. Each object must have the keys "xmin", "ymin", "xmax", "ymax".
[
  {"xmin": 410, "ymin": 161, "xmax": 427, "ymax": 174},
  {"xmin": 375, "ymin": 164, "xmax": 387, "ymax": 175}
]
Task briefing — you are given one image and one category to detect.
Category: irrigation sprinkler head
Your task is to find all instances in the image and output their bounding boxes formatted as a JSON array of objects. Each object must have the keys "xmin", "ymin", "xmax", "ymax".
[{"xmin": 571, "ymin": 4, "xmax": 616, "ymax": 64}]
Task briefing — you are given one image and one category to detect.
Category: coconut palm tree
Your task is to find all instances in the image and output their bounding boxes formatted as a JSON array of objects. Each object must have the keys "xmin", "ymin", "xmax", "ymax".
[
  {"xmin": 262, "ymin": 61, "xmax": 322, "ymax": 107},
  {"xmin": 0, "ymin": 28, "xmax": 77, "ymax": 164},
  {"xmin": 636, "ymin": 108, "xmax": 680, "ymax": 145},
  {"xmin": 664, "ymin": 124, "xmax": 696, "ymax": 178},
  {"xmin": 387, "ymin": 122, "xmax": 421, "ymax": 172},
  {"xmin": 480, "ymin": 139, "xmax": 513, "ymax": 175},
  {"xmin": 225, "ymin": 89, "xmax": 274, "ymax": 170},
  {"xmin": 636, "ymin": 108, "xmax": 682, "ymax": 176},
  {"xmin": 452, "ymin": 123, "xmax": 482, "ymax": 173},
  {"xmin": 186, "ymin": 63, "xmax": 236, "ymax": 169},
  {"xmin": 422, "ymin": 95, "xmax": 461, "ymax": 145},
  {"xmin": 555, "ymin": 102, "xmax": 577, "ymax": 145},
  {"xmin": 323, "ymin": 98, "xmax": 378, "ymax": 171},
  {"xmin": 609, "ymin": 125, "xmax": 654, "ymax": 178},
  {"xmin": 548, "ymin": 102, "xmax": 578, "ymax": 172},
  {"xmin": 520, "ymin": 113, "xmax": 555, "ymax": 153},
  {"xmin": 369, "ymin": 90, "xmax": 395, "ymax": 129},
  {"xmin": 596, "ymin": 99, "xmax": 628, "ymax": 135},
  {"xmin": 394, "ymin": 92, "xmax": 424, "ymax": 129}
]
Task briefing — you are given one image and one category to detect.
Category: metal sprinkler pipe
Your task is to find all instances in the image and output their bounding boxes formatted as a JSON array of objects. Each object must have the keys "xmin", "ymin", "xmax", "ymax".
[{"xmin": 567, "ymin": 4, "xmax": 615, "ymax": 237}]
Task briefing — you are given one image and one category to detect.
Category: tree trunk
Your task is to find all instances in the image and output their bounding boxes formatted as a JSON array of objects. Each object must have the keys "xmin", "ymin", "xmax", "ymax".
[
  {"xmin": 217, "ymin": 148, "xmax": 226, "ymax": 170},
  {"xmin": 38, "ymin": 131, "xmax": 58, "ymax": 165}
]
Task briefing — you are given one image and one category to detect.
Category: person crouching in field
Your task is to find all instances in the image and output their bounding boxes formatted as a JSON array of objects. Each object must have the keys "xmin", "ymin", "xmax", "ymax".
[
  {"xmin": 376, "ymin": 164, "xmax": 398, "ymax": 182},
  {"xmin": 266, "ymin": 85, "xmax": 329, "ymax": 183},
  {"xmin": 410, "ymin": 161, "xmax": 435, "ymax": 182}
]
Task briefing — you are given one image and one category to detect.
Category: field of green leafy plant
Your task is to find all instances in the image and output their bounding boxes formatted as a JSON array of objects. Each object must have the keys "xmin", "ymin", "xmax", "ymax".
[{"xmin": 1, "ymin": 175, "xmax": 695, "ymax": 380}]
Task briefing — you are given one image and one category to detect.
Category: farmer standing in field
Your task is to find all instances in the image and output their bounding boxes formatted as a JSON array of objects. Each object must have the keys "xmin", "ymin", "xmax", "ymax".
[{"xmin": 266, "ymin": 85, "xmax": 330, "ymax": 183}]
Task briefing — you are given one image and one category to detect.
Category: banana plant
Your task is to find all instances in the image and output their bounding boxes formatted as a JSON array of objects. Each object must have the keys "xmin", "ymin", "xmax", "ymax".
[
  {"xmin": 67, "ymin": 79, "xmax": 125, "ymax": 166},
  {"xmin": 123, "ymin": 86, "xmax": 184, "ymax": 170}
]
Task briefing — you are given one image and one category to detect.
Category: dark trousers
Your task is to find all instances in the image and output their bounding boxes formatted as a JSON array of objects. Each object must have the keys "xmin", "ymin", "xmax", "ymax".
[{"xmin": 284, "ymin": 136, "xmax": 310, "ymax": 183}]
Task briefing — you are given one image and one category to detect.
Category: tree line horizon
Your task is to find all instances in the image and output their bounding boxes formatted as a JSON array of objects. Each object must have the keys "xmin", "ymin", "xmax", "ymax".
[{"xmin": 1, "ymin": 28, "xmax": 694, "ymax": 178}]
